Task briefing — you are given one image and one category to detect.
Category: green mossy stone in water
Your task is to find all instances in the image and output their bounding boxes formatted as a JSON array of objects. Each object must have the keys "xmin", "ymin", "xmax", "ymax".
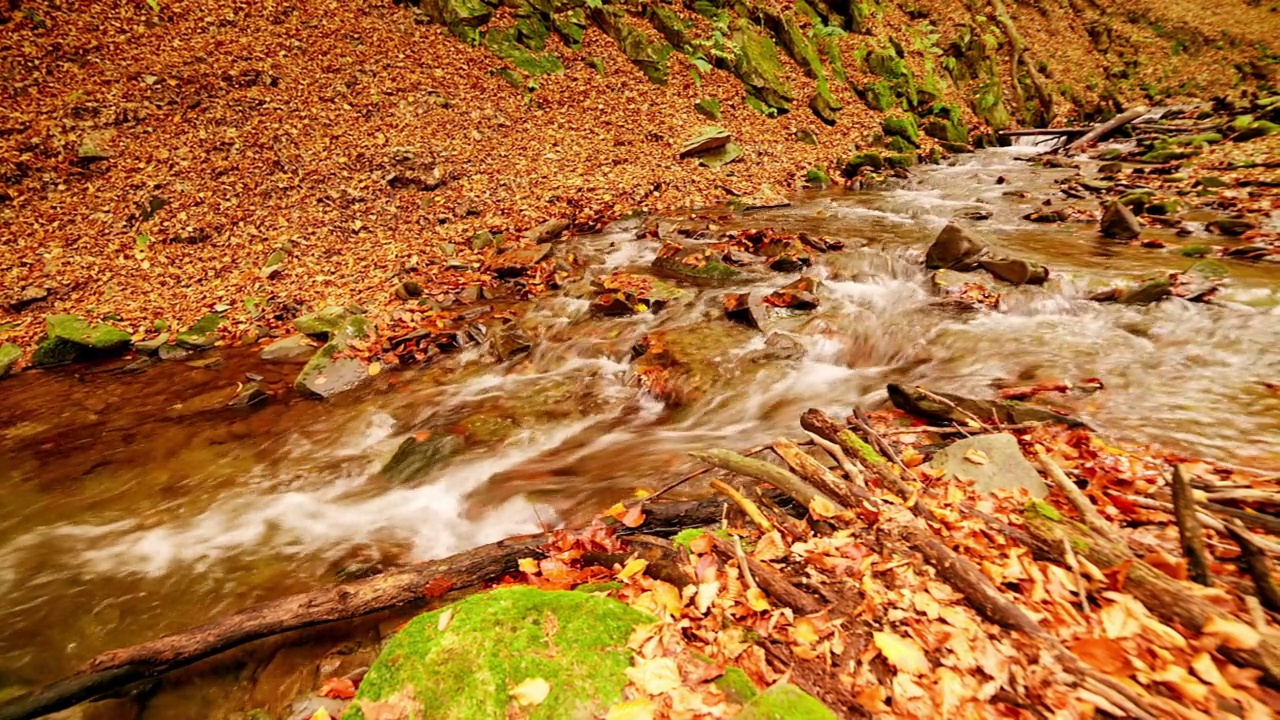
[
  {"xmin": 1144, "ymin": 200, "xmax": 1180, "ymax": 217},
  {"xmin": 342, "ymin": 586, "xmax": 651, "ymax": 720},
  {"xmin": 1180, "ymin": 244, "xmax": 1213, "ymax": 258},
  {"xmin": 31, "ymin": 314, "xmax": 132, "ymax": 367},
  {"xmin": 805, "ymin": 166, "xmax": 831, "ymax": 188},
  {"xmin": 735, "ymin": 683, "xmax": 837, "ymax": 720},
  {"xmin": 882, "ymin": 114, "xmax": 920, "ymax": 146},
  {"xmin": 885, "ymin": 153, "xmax": 917, "ymax": 169},
  {"xmin": 0, "ymin": 342, "xmax": 20, "ymax": 377},
  {"xmin": 843, "ymin": 151, "xmax": 884, "ymax": 176},
  {"xmin": 175, "ymin": 312, "xmax": 224, "ymax": 349},
  {"xmin": 715, "ymin": 667, "xmax": 759, "ymax": 704}
]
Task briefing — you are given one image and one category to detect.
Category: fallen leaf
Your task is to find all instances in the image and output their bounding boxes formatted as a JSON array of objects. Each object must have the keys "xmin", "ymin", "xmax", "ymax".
[
  {"xmin": 1070, "ymin": 637, "xmax": 1133, "ymax": 675},
  {"xmin": 619, "ymin": 503, "xmax": 645, "ymax": 528},
  {"xmin": 605, "ymin": 698, "xmax": 658, "ymax": 720},
  {"xmin": 1203, "ymin": 616, "xmax": 1262, "ymax": 649},
  {"xmin": 309, "ymin": 708, "xmax": 333, "ymax": 720},
  {"xmin": 752, "ymin": 531, "xmax": 786, "ymax": 561},
  {"xmin": 436, "ymin": 607, "xmax": 455, "ymax": 631},
  {"xmin": 963, "ymin": 448, "xmax": 989, "ymax": 465},
  {"xmin": 1150, "ymin": 664, "xmax": 1209, "ymax": 702},
  {"xmin": 873, "ymin": 631, "xmax": 931, "ymax": 675},
  {"xmin": 617, "ymin": 557, "xmax": 648, "ymax": 581},
  {"xmin": 626, "ymin": 657, "xmax": 682, "ymax": 695},
  {"xmin": 319, "ymin": 677, "xmax": 356, "ymax": 700},
  {"xmin": 518, "ymin": 557, "xmax": 540, "ymax": 575},
  {"xmin": 808, "ymin": 495, "xmax": 839, "ymax": 519},
  {"xmin": 745, "ymin": 586, "xmax": 771, "ymax": 612},
  {"xmin": 510, "ymin": 677, "xmax": 551, "ymax": 706}
]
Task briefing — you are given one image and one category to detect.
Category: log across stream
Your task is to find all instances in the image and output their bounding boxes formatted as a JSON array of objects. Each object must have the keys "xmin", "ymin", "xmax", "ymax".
[{"xmin": 1, "ymin": 148, "xmax": 1278, "ymax": 716}]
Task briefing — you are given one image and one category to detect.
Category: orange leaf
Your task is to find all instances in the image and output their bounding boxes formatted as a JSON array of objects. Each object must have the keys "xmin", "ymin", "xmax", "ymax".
[
  {"xmin": 319, "ymin": 677, "xmax": 356, "ymax": 700},
  {"xmin": 1070, "ymin": 637, "xmax": 1133, "ymax": 675},
  {"xmin": 422, "ymin": 576, "xmax": 454, "ymax": 599},
  {"xmin": 618, "ymin": 503, "xmax": 645, "ymax": 528}
]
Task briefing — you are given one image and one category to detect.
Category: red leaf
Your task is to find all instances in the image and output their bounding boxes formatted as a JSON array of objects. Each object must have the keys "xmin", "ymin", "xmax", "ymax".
[
  {"xmin": 319, "ymin": 677, "xmax": 356, "ymax": 700},
  {"xmin": 422, "ymin": 576, "xmax": 454, "ymax": 599}
]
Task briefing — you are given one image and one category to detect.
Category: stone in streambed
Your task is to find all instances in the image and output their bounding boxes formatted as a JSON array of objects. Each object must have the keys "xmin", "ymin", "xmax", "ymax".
[
  {"xmin": 741, "ymin": 184, "xmax": 791, "ymax": 210},
  {"xmin": 175, "ymin": 312, "xmax": 224, "ymax": 349},
  {"xmin": 0, "ymin": 342, "xmax": 20, "ymax": 378},
  {"xmin": 1207, "ymin": 217, "xmax": 1258, "ymax": 237},
  {"xmin": 725, "ymin": 292, "xmax": 769, "ymax": 330},
  {"xmin": 980, "ymin": 257, "xmax": 1049, "ymax": 285},
  {"xmin": 379, "ymin": 431, "xmax": 466, "ymax": 485},
  {"xmin": 590, "ymin": 273, "xmax": 690, "ymax": 316},
  {"xmin": 343, "ymin": 587, "xmax": 651, "ymax": 720},
  {"xmin": 134, "ymin": 333, "xmax": 169, "ymax": 354},
  {"xmin": 294, "ymin": 306, "xmax": 355, "ymax": 339},
  {"xmin": 1091, "ymin": 276, "xmax": 1174, "ymax": 305},
  {"xmin": 523, "ymin": 218, "xmax": 569, "ymax": 244},
  {"xmin": 1099, "ymin": 200, "xmax": 1141, "ymax": 241},
  {"xmin": 926, "ymin": 433, "xmax": 1047, "ymax": 498},
  {"xmin": 488, "ymin": 243, "xmax": 553, "ymax": 279},
  {"xmin": 30, "ymin": 314, "xmax": 132, "ymax": 367},
  {"xmin": 888, "ymin": 383, "xmax": 1086, "ymax": 427},
  {"xmin": 261, "ymin": 335, "xmax": 319, "ymax": 363},
  {"xmin": 925, "ymin": 222, "xmax": 987, "ymax": 270},
  {"xmin": 294, "ymin": 314, "xmax": 372, "ymax": 399},
  {"xmin": 765, "ymin": 276, "xmax": 821, "ymax": 310},
  {"xmin": 652, "ymin": 243, "xmax": 747, "ymax": 286}
]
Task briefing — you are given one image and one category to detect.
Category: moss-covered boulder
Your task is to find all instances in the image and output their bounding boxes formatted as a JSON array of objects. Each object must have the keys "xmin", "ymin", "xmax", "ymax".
[
  {"xmin": 860, "ymin": 80, "xmax": 897, "ymax": 111},
  {"xmin": 421, "ymin": 0, "xmax": 492, "ymax": 40},
  {"xmin": 592, "ymin": 7, "xmax": 672, "ymax": 85},
  {"xmin": 0, "ymin": 342, "xmax": 20, "ymax": 378},
  {"xmin": 731, "ymin": 20, "xmax": 793, "ymax": 112},
  {"xmin": 737, "ymin": 683, "xmax": 838, "ymax": 720},
  {"xmin": 694, "ymin": 97, "xmax": 722, "ymax": 120},
  {"xmin": 652, "ymin": 243, "xmax": 747, "ymax": 286},
  {"xmin": 30, "ymin": 314, "xmax": 132, "ymax": 367},
  {"xmin": 294, "ymin": 313, "xmax": 372, "ymax": 399},
  {"xmin": 175, "ymin": 312, "xmax": 224, "ymax": 350},
  {"xmin": 342, "ymin": 587, "xmax": 651, "ymax": 720},
  {"xmin": 882, "ymin": 114, "xmax": 921, "ymax": 147},
  {"xmin": 294, "ymin": 306, "xmax": 358, "ymax": 339},
  {"xmin": 924, "ymin": 116, "xmax": 969, "ymax": 145},
  {"xmin": 484, "ymin": 26, "xmax": 566, "ymax": 76},
  {"xmin": 842, "ymin": 150, "xmax": 885, "ymax": 176}
]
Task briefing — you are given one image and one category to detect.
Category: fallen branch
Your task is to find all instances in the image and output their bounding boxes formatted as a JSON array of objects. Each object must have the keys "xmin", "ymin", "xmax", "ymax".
[
  {"xmin": 1036, "ymin": 449, "xmax": 1120, "ymax": 541},
  {"xmin": 690, "ymin": 448, "xmax": 838, "ymax": 511},
  {"xmin": 709, "ymin": 535, "xmax": 824, "ymax": 615},
  {"xmin": 1064, "ymin": 106, "xmax": 1150, "ymax": 154},
  {"xmin": 1121, "ymin": 494, "xmax": 1280, "ymax": 555},
  {"xmin": 800, "ymin": 409, "xmax": 934, "ymax": 521},
  {"xmin": 0, "ymin": 497, "xmax": 738, "ymax": 720},
  {"xmin": 709, "ymin": 478, "xmax": 775, "ymax": 533},
  {"xmin": 1172, "ymin": 464, "xmax": 1213, "ymax": 586},
  {"xmin": 1223, "ymin": 521, "xmax": 1280, "ymax": 614},
  {"xmin": 771, "ymin": 437, "xmax": 868, "ymax": 509}
]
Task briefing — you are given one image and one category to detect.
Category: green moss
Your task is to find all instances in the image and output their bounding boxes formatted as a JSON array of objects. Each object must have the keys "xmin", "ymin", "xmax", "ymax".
[
  {"xmin": 1169, "ymin": 132, "xmax": 1222, "ymax": 146},
  {"xmin": 731, "ymin": 19, "xmax": 793, "ymax": 112},
  {"xmin": 842, "ymin": 151, "xmax": 884, "ymax": 176},
  {"xmin": 672, "ymin": 528, "xmax": 706, "ymax": 548},
  {"xmin": 175, "ymin": 312, "xmax": 224, "ymax": 349},
  {"xmin": 0, "ymin": 342, "xmax": 20, "ymax": 378},
  {"xmin": 695, "ymin": 97, "xmax": 722, "ymax": 120},
  {"xmin": 646, "ymin": 5, "xmax": 693, "ymax": 49},
  {"xmin": 885, "ymin": 152, "xmax": 917, "ymax": 169},
  {"xmin": 744, "ymin": 94, "xmax": 779, "ymax": 117},
  {"xmin": 30, "ymin": 314, "xmax": 132, "ymax": 367},
  {"xmin": 593, "ymin": 8, "xmax": 672, "ymax": 85},
  {"xmin": 483, "ymin": 26, "xmax": 565, "ymax": 77},
  {"xmin": 805, "ymin": 166, "xmax": 831, "ymax": 188},
  {"xmin": 551, "ymin": 9, "xmax": 587, "ymax": 49},
  {"xmin": 714, "ymin": 667, "xmax": 759, "ymax": 704},
  {"xmin": 1235, "ymin": 120, "xmax": 1279, "ymax": 141},
  {"xmin": 1139, "ymin": 148, "xmax": 1199, "ymax": 164},
  {"xmin": 344, "ymin": 587, "xmax": 652, "ymax": 720},
  {"xmin": 1070, "ymin": 538, "xmax": 1090, "ymax": 552},
  {"xmin": 837, "ymin": 429, "xmax": 885, "ymax": 464},
  {"xmin": 867, "ymin": 47, "xmax": 907, "ymax": 79},
  {"xmin": 1179, "ymin": 244, "xmax": 1212, "ymax": 258},
  {"xmin": 860, "ymin": 80, "xmax": 897, "ymax": 111},
  {"xmin": 736, "ymin": 683, "xmax": 837, "ymax": 720},
  {"xmin": 886, "ymin": 135, "xmax": 915, "ymax": 154},
  {"xmin": 1144, "ymin": 199, "xmax": 1180, "ymax": 216},
  {"xmin": 923, "ymin": 116, "xmax": 968, "ymax": 144},
  {"xmin": 573, "ymin": 581, "xmax": 624, "ymax": 594},
  {"xmin": 1027, "ymin": 500, "xmax": 1062, "ymax": 521},
  {"xmin": 882, "ymin": 114, "xmax": 920, "ymax": 146},
  {"xmin": 1096, "ymin": 148, "xmax": 1123, "ymax": 161}
]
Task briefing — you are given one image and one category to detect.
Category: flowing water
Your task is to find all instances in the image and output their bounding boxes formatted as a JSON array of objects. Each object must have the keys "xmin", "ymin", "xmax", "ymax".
[{"xmin": 3, "ymin": 147, "xmax": 1280, "ymax": 710}]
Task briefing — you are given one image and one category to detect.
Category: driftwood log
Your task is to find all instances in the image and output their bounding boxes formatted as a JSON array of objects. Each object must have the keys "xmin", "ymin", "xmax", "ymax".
[
  {"xmin": 0, "ymin": 496, "xmax": 745, "ymax": 720},
  {"xmin": 1064, "ymin": 106, "xmax": 1150, "ymax": 154}
]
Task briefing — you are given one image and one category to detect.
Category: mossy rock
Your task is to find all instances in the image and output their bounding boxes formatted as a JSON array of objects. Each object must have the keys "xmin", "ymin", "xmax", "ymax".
[
  {"xmin": 175, "ymin": 312, "xmax": 224, "ymax": 350},
  {"xmin": 652, "ymin": 244, "xmax": 746, "ymax": 286},
  {"xmin": 30, "ymin": 314, "xmax": 132, "ymax": 367},
  {"xmin": 1144, "ymin": 199, "xmax": 1180, "ymax": 216},
  {"xmin": 885, "ymin": 153, "xmax": 917, "ymax": 169},
  {"xmin": 809, "ymin": 86, "xmax": 841, "ymax": 125},
  {"xmin": 736, "ymin": 683, "xmax": 837, "ymax": 720},
  {"xmin": 842, "ymin": 151, "xmax": 884, "ymax": 176},
  {"xmin": 694, "ymin": 97, "xmax": 722, "ymax": 120},
  {"xmin": 1235, "ymin": 120, "xmax": 1279, "ymax": 141},
  {"xmin": 293, "ymin": 314, "xmax": 372, "ymax": 399},
  {"xmin": 379, "ymin": 432, "xmax": 467, "ymax": 485},
  {"xmin": 886, "ymin": 135, "xmax": 915, "ymax": 154},
  {"xmin": 1169, "ymin": 132, "xmax": 1222, "ymax": 146},
  {"xmin": 645, "ymin": 5, "xmax": 693, "ymax": 49},
  {"xmin": 867, "ymin": 47, "xmax": 907, "ymax": 80},
  {"xmin": 860, "ymin": 80, "xmax": 897, "ymax": 111},
  {"xmin": 294, "ymin": 306, "xmax": 360, "ymax": 339},
  {"xmin": 592, "ymin": 7, "xmax": 672, "ymax": 85},
  {"xmin": 551, "ymin": 8, "xmax": 587, "ymax": 49},
  {"xmin": 731, "ymin": 19, "xmax": 793, "ymax": 112},
  {"xmin": 882, "ymin": 114, "xmax": 920, "ymax": 146},
  {"xmin": 923, "ymin": 117, "xmax": 969, "ymax": 145},
  {"xmin": 484, "ymin": 26, "xmax": 565, "ymax": 76},
  {"xmin": 1179, "ymin": 244, "xmax": 1213, "ymax": 258},
  {"xmin": 700, "ymin": 142, "xmax": 742, "ymax": 169},
  {"xmin": 1139, "ymin": 148, "xmax": 1199, "ymax": 164},
  {"xmin": 342, "ymin": 587, "xmax": 651, "ymax": 720},
  {"xmin": 421, "ymin": 0, "xmax": 492, "ymax": 38},
  {"xmin": 0, "ymin": 342, "xmax": 20, "ymax": 378},
  {"xmin": 804, "ymin": 166, "xmax": 831, "ymax": 188}
]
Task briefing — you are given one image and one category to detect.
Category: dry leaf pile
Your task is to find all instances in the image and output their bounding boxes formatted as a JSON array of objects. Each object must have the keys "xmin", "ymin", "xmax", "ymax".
[{"xmin": 497, "ymin": 407, "xmax": 1280, "ymax": 718}]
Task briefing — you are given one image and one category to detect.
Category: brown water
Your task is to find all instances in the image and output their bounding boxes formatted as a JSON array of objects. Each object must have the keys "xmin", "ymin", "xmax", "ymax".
[{"xmin": 3, "ymin": 147, "xmax": 1280, "ymax": 712}]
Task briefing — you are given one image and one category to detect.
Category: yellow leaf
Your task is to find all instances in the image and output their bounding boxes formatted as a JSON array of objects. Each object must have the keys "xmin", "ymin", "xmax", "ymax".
[
  {"xmin": 617, "ymin": 557, "xmax": 648, "ymax": 581},
  {"xmin": 873, "ymin": 631, "xmax": 931, "ymax": 675},
  {"xmin": 808, "ymin": 495, "xmax": 839, "ymax": 519},
  {"xmin": 510, "ymin": 677, "xmax": 551, "ymax": 706},
  {"xmin": 436, "ymin": 607, "xmax": 454, "ymax": 632},
  {"xmin": 605, "ymin": 698, "xmax": 658, "ymax": 720},
  {"xmin": 752, "ymin": 530, "xmax": 787, "ymax": 562},
  {"xmin": 518, "ymin": 557, "xmax": 540, "ymax": 574},
  {"xmin": 745, "ymin": 587, "xmax": 771, "ymax": 612},
  {"xmin": 1202, "ymin": 616, "xmax": 1262, "ymax": 649},
  {"xmin": 633, "ymin": 488, "xmax": 651, "ymax": 499},
  {"xmin": 963, "ymin": 448, "xmax": 989, "ymax": 465},
  {"xmin": 308, "ymin": 709, "xmax": 332, "ymax": 720},
  {"xmin": 367, "ymin": 361, "xmax": 381, "ymax": 377},
  {"xmin": 625, "ymin": 657, "xmax": 681, "ymax": 695},
  {"xmin": 650, "ymin": 580, "xmax": 683, "ymax": 615},
  {"xmin": 793, "ymin": 617, "xmax": 821, "ymax": 646},
  {"xmin": 1150, "ymin": 664, "xmax": 1209, "ymax": 702}
]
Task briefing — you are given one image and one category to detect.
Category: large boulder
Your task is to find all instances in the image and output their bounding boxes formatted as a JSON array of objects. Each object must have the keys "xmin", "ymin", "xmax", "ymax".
[
  {"xmin": 260, "ymin": 335, "xmax": 319, "ymax": 363},
  {"xmin": 925, "ymin": 433, "xmax": 1048, "ymax": 498},
  {"xmin": 925, "ymin": 223, "xmax": 987, "ymax": 270},
  {"xmin": 979, "ymin": 257, "xmax": 1049, "ymax": 285},
  {"xmin": 731, "ymin": 20, "xmax": 793, "ymax": 112},
  {"xmin": 1099, "ymin": 200, "xmax": 1141, "ymax": 241},
  {"xmin": 30, "ymin": 314, "xmax": 132, "ymax": 367},
  {"xmin": 379, "ymin": 432, "xmax": 466, "ymax": 485},
  {"xmin": 342, "ymin": 587, "xmax": 651, "ymax": 720},
  {"xmin": 294, "ymin": 314, "xmax": 373, "ymax": 399}
]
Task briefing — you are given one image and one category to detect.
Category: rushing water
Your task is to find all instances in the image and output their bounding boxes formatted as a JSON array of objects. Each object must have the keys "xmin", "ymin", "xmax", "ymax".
[{"xmin": 2, "ymin": 147, "xmax": 1279, "ymax": 709}]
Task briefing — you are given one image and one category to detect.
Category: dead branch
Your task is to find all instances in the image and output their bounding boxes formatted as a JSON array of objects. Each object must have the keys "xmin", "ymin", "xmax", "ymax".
[
  {"xmin": 691, "ymin": 448, "xmax": 838, "ymax": 511},
  {"xmin": 989, "ymin": 0, "xmax": 1054, "ymax": 123},
  {"xmin": 709, "ymin": 478, "xmax": 775, "ymax": 533},
  {"xmin": 1172, "ymin": 465, "xmax": 1213, "ymax": 586},
  {"xmin": 708, "ymin": 535, "xmax": 823, "ymax": 615},
  {"xmin": 1064, "ymin": 106, "xmax": 1150, "ymax": 154},
  {"xmin": 771, "ymin": 438, "xmax": 868, "ymax": 509},
  {"xmin": 1036, "ymin": 449, "xmax": 1120, "ymax": 541},
  {"xmin": 1223, "ymin": 521, "xmax": 1280, "ymax": 613},
  {"xmin": 1121, "ymin": 495, "xmax": 1280, "ymax": 555}
]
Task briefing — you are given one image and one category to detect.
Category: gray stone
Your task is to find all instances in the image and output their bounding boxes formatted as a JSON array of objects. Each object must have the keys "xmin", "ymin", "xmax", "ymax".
[
  {"xmin": 523, "ymin": 218, "xmax": 569, "ymax": 244},
  {"xmin": 926, "ymin": 222, "xmax": 987, "ymax": 270},
  {"xmin": 293, "ymin": 314, "xmax": 372, "ymax": 399},
  {"xmin": 1100, "ymin": 200, "xmax": 1141, "ymax": 240},
  {"xmin": 260, "ymin": 335, "xmax": 318, "ymax": 363},
  {"xmin": 175, "ymin": 313, "xmax": 224, "ymax": 349},
  {"xmin": 294, "ymin": 306, "xmax": 357, "ymax": 339},
  {"xmin": 980, "ymin": 257, "xmax": 1049, "ymax": 285},
  {"xmin": 926, "ymin": 433, "xmax": 1048, "ymax": 498},
  {"xmin": 134, "ymin": 334, "xmax": 170, "ymax": 354},
  {"xmin": 157, "ymin": 344, "xmax": 193, "ymax": 362},
  {"xmin": 678, "ymin": 126, "xmax": 731, "ymax": 158}
]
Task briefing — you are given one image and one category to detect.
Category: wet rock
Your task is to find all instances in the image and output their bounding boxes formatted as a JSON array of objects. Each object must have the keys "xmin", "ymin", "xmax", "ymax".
[
  {"xmin": 724, "ymin": 292, "xmax": 768, "ymax": 330},
  {"xmin": 490, "ymin": 322, "xmax": 532, "ymax": 361},
  {"xmin": 1039, "ymin": 155, "xmax": 1078, "ymax": 169},
  {"xmin": 1099, "ymin": 200, "xmax": 1141, "ymax": 241},
  {"xmin": 1207, "ymin": 217, "xmax": 1258, "ymax": 237},
  {"xmin": 926, "ymin": 433, "xmax": 1048, "ymax": 498},
  {"xmin": 764, "ymin": 276, "xmax": 821, "ymax": 310},
  {"xmin": 489, "ymin": 243, "xmax": 553, "ymax": 278},
  {"xmin": 956, "ymin": 209, "xmax": 993, "ymax": 221},
  {"xmin": 1196, "ymin": 175, "xmax": 1229, "ymax": 188},
  {"xmin": 1022, "ymin": 209, "xmax": 1069, "ymax": 223},
  {"xmin": 678, "ymin": 126, "xmax": 731, "ymax": 158},
  {"xmin": 766, "ymin": 253, "xmax": 810, "ymax": 272},
  {"xmin": 294, "ymin": 315, "xmax": 372, "ymax": 399},
  {"xmin": 6, "ymin": 285, "xmax": 48, "ymax": 311},
  {"xmin": 380, "ymin": 431, "xmax": 466, "ymax": 484},
  {"xmin": 284, "ymin": 697, "xmax": 347, "ymax": 720},
  {"xmin": 925, "ymin": 222, "xmax": 987, "ymax": 270},
  {"xmin": 747, "ymin": 332, "xmax": 806, "ymax": 362},
  {"xmin": 633, "ymin": 322, "xmax": 757, "ymax": 405},
  {"xmin": 0, "ymin": 342, "xmax": 20, "ymax": 378},
  {"xmin": 134, "ymin": 333, "xmax": 169, "ymax": 354},
  {"xmin": 227, "ymin": 382, "xmax": 268, "ymax": 408},
  {"xmin": 157, "ymin": 343, "xmax": 193, "ymax": 362},
  {"xmin": 1092, "ymin": 276, "xmax": 1173, "ymax": 305},
  {"xmin": 260, "ymin": 335, "xmax": 317, "ymax": 363},
  {"xmin": 930, "ymin": 269, "xmax": 999, "ymax": 311},
  {"xmin": 523, "ymin": 218, "xmax": 569, "ymax": 244},
  {"xmin": 652, "ymin": 243, "xmax": 746, "ymax": 286},
  {"xmin": 30, "ymin": 314, "xmax": 132, "ymax": 367},
  {"xmin": 294, "ymin": 306, "xmax": 355, "ymax": 339},
  {"xmin": 842, "ymin": 151, "xmax": 884, "ymax": 176},
  {"xmin": 980, "ymin": 257, "xmax": 1049, "ymax": 285},
  {"xmin": 1096, "ymin": 162, "xmax": 1124, "ymax": 176},
  {"xmin": 1078, "ymin": 179, "xmax": 1114, "ymax": 193},
  {"xmin": 175, "ymin": 312, "xmax": 224, "ymax": 350},
  {"xmin": 888, "ymin": 383, "xmax": 1086, "ymax": 427},
  {"xmin": 589, "ymin": 273, "xmax": 689, "ymax": 315},
  {"xmin": 395, "ymin": 280, "xmax": 423, "ymax": 300}
]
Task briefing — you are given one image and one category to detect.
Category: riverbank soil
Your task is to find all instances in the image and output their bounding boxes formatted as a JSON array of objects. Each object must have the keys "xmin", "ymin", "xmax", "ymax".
[{"xmin": 2, "ymin": 0, "xmax": 1278, "ymax": 373}]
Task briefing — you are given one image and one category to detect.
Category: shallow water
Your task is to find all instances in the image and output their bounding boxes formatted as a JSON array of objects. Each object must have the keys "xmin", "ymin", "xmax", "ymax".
[{"xmin": 2, "ymin": 147, "xmax": 1279, "ymax": 706}]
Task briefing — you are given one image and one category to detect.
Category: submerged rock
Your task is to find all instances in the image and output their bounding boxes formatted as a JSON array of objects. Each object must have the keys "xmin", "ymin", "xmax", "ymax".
[
  {"xmin": 344, "ymin": 587, "xmax": 651, "ymax": 720},
  {"xmin": 380, "ymin": 432, "xmax": 466, "ymax": 485},
  {"xmin": 888, "ymin": 383, "xmax": 1085, "ymax": 427},
  {"xmin": 925, "ymin": 223, "xmax": 987, "ymax": 270},
  {"xmin": 589, "ymin": 273, "xmax": 690, "ymax": 316},
  {"xmin": 764, "ymin": 276, "xmax": 821, "ymax": 310},
  {"xmin": 1099, "ymin": 200, "xmax": 1141, "ymax": 241},
  {"xmin": 926, "ymin": 433, "xmax": 1048, "ymax": 498},
  {"xmin": 30, "ymin": 314, "xmax": 132, "ymax": 367},
  {"xmin": 260, "ymin": 335, "xmax": 319, "ymax": 363},
  {"xmin": 489, "ymin": 243, "xmax": 553, "ymax": 278},
  {"xmin": 1092, "ymin": 276, "xmax": 1174, "ymax": 305},
  {"xmin": 0, "ymin": 342, "xmax": 20, "ymax": 378},
  {"xmin": 980, "ymin": 257, "xmax": 1049, "ymax": 285},
  {"xmin": 652, "ymin": 243, "xmax": 747, "ymax": 286},
  {"xmin": 1207, "ymin": 217, "xmax": 1258, "ymax": 237}
]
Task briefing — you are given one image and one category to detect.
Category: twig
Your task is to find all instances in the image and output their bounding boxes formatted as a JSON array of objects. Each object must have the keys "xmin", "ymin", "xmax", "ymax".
[
  {"xmin": 1223, "ymin": 520, "xmax": 1280, "ymax": 613},
  {"xmin": 1122, "ymin": 495, "xmax": 1280, "ymax": 555},
  {"xmin": 806, "ymin": 432, "xmax": 864, "ymax": 485},
  {"xmin": 734, "ymin": 535, "xmax": 759, "ymax": 592},
  {"xmin": 917, "ymin": 388, "xmax": 985, "ymax": 433},
  {"xmin": 1035, "ymin": 449, "xmax": 1120, "ymax": 541},
  {"xmin": 850, "ymin": 408, "xmax": 912, "ymax": 477},
  {"xmin": 1172, "ymin": 464, "xmax": 1213, "ymax": 586},
  {"xmin": 1063, "ymin": 537, "xmax": 1089, "ymax": 615},
  {"xmin": 644, "ymin": 444, "xmax": 770, "ymax": 504},
  {"xmin": 1205, "ymin": 489, "xmax": 1280, "ymax": 506},
  {"xmin": 800, "ymin": 409, "xmax": 929, "ymax": 519},
  {"xmin": 1247, "ymin": 596, "xmax": 1269, "ymax": 633},
  {"xmin": 879, "ymin": 422, "xmax": 1046, "ymax": 436},
  {"xmin": 692, "ymin": 448, "xmax": 840, "ymax": 512},
  {"xmin": 709, "ymin": 478, "xmax": 775, "ymax": 533}
]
